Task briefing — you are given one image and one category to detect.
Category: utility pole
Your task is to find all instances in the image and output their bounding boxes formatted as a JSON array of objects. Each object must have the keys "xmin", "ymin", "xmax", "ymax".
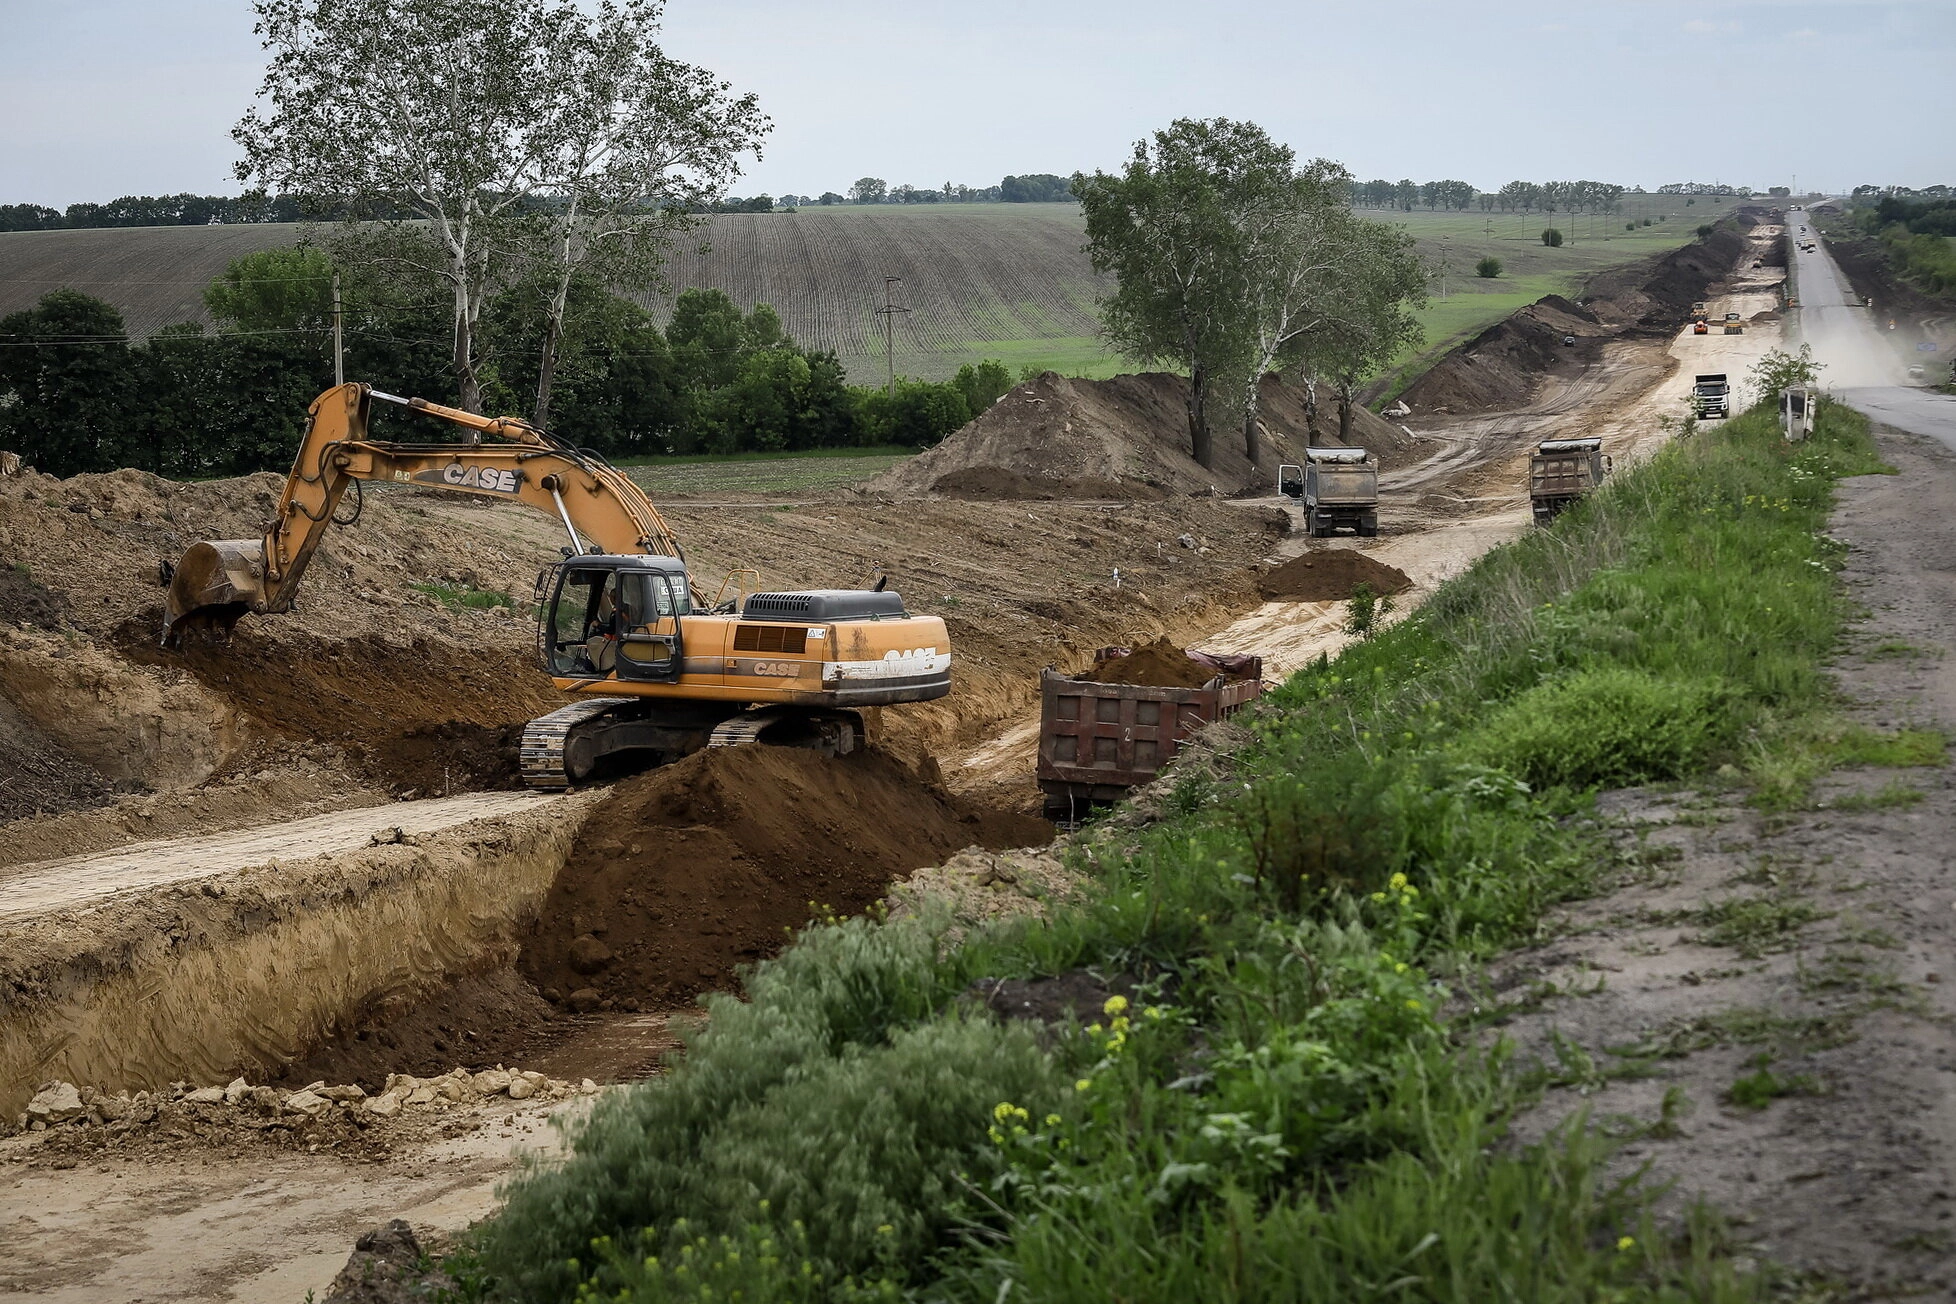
[
  {"xmin": 331, "ymin": 271, "xmax": 344, "ymax": 387},
  {"xmin": 874, "ymin": 276, "xmax": 909, "ymax": 396}
]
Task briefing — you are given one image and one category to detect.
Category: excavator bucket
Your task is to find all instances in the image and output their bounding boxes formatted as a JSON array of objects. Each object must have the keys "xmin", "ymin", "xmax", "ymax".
[{"xmin": 161, "ymin": 539, "xmax": 267, "ymax": 644}]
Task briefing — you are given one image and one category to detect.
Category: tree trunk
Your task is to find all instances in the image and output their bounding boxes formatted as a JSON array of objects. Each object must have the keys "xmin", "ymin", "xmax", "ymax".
[
  {"xmin": 1242, "ymin": 373, "xmax": 1263, "ymax": 466},
  {"xmin": 1187, "ymin": 363, "xmax": 1213, "ymax": 469},
  {"xmin": 451, "ymin": 280, "xmax": 482, "ymax": 413},
  {"xmin": 1337, "ymin": 378, "xmax": 1355, "ymax": 443},
  {"xmin": 1302, "ymin": 376, "xmax": 1320, "ymax": 440},
  {"xmin": 534, "ymin": 211, "xmax": 577, "ymax": 428},
  {"xmin": 534, "ymin": 312, "xmax": 563, "ymax": 429}
]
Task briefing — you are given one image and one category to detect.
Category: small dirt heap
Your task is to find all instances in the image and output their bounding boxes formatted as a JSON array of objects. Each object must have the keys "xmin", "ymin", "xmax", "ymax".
[
  {"xmin": 869, "ymin": 372, "xmax": 1413, "ymax": 500},
  {"xmin": 520, "ymin": 745, "xmax": 1052, "ymax": 1007},
  {"xmin": 1259, "ymin": 551, "xmax": 1413, "ymax": 602},
  {"xmin": 1082, "ymin": 638, "xmax": 1221, "ymax": 689}
]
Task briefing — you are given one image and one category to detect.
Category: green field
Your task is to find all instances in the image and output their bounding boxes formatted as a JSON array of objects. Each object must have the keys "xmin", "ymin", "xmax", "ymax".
[
  {"xmin": 618, "ymin": 446, "xmax": 914, "ymax": 496},
  {"xmin": 0, "ymin": 194, "xmax": 1745, "ymax": 391}
]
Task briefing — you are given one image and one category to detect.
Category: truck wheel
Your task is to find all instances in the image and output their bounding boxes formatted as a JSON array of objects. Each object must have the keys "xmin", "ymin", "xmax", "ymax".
[{"xmin": 1358, "ymin": 515, "xmax": 1379, "ymax": 538}]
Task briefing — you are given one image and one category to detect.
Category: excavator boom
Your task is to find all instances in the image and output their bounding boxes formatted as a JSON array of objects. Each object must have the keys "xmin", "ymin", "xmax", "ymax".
[
  {"xmin": 164, "ymin": 383, "xmax": 682, "ymax": 638},
  {"xmin": 162, "ymin": 382, "xmax": 952, "ymax": 790}
]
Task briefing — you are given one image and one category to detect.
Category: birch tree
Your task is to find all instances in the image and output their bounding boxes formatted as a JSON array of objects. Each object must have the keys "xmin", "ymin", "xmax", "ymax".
[
  {"xmin": 1301, "ymin": 221, "xmax": 1427, "ymax": 442},
  {"xmin": 1223, "ymin": 158, "xmax": 1361, "ymax": 464},
  {"xmin": 1075, "ymin": 119, "xmax": 1295, "ymax": 469},
  {"xmin": 521, "ymin": 1, "xmax": 766, "ymax": 427},
  {"xmin": 234, "ymin": 0, "xmax": 763, "ymax": 418}
]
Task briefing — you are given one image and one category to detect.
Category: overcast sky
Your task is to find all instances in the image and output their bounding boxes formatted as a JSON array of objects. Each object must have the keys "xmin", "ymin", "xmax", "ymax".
[{"xmin": 2, "ymin": 0, "xmax": 1950, "ymax": 208}]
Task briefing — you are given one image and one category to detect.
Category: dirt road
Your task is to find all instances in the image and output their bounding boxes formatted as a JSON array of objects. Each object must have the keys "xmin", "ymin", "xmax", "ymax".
[{"xmin": 0, "ymin": 790, "xmax": 562, "ymax": 921}]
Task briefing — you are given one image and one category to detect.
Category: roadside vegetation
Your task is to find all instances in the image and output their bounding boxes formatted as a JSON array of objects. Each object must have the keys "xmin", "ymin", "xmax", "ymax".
[
  {"xmin": 1846, "ymin": 193, "xmax": 1956, "ymax": 296},
  {"xmin": 456, "ymin": 396, "xmax": 1887, "ymax": 1300}
]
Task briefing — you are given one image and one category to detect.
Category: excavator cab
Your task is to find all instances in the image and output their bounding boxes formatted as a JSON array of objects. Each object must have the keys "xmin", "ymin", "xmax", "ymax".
[{"xmin": 541, "ymin": 555, "xmax": 689, "ymax": 683}]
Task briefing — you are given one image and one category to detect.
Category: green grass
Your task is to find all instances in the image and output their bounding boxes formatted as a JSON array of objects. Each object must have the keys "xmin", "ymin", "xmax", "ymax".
[
  {"xmin": 466, "ymin": 395, "xmax": 1877, "ymax": 1303},
  {"xmin": 408, "ymin": 580, "xmax": 514, "ymax": 612},
  {"xmin": 618, "ymin": 448, "xmax": 914, "ymax": 496},
  {"xmin": 1725, "ymin": 1053, "xmax": 1823, "ymax": 1110}
]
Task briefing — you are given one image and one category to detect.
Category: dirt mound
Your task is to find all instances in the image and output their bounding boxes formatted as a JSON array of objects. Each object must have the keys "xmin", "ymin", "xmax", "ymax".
[
  {"xmin": 868, "ymin": 371, "xmax": 1415, "ymax": 500},
  {"xmin": 1398, "ymin": 294, "xmax": 1604, "ymax": 415},
  {"xmin": 1398, "ymin": 214, "xmax": 1770, "ymax": 418},
  {"xmin": 365, "ymin": 721, "xmax": 526, "ymax": 797},
  {"xmin": 520, "ymin": 745, "xmax": 1052, "ymax": 1008},
  {"xmin": 0, "ymin": 564, "xmax": 70, "ymax": 630},
  {"xmin": 115, "ymin": 619, "xmax": 556, "ymax": 793},
  {"xmin": 1259, "ymin": 550, "xmax": 1413, "ymax": 602},
  {"xmin": 1082, "ymin": 638, "xmax": 1218, "ymax": 688},
  {"xmin": 264, "ymin": 969, "xmax": 564, "ymax": 1093},
  {"xmin": 0, "ymin": 694, "xmax": 120, "ymax": 821}
]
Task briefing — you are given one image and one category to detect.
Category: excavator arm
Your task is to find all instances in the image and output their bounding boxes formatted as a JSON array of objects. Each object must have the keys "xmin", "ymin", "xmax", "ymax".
[{"xmin": 163, "ymin": 382, "xmax": 685, "ymax": 640}]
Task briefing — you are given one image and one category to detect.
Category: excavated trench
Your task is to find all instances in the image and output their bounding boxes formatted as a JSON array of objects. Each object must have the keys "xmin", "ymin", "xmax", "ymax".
[{"xmin": 0, "ymin": 743, "xmax": 1050, "ymax": 1117}]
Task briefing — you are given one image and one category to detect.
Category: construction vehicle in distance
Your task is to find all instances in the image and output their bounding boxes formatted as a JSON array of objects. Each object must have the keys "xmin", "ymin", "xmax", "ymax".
[
  {"xmin": 1690, "ymin": 302, "xmax": 1710, "ymax": 323},
  {"xmin": 1277, "ymin": 448, "xmax": 1379, "ymax": 537},
  {"xmin": 162, "ymin": 383, "xmax": 953, "ymax": 789},
  {"xmin": 1529, "ymin": 438, "xmax": 1611, "ymax": 525},
  {"xmin": 1723, "ymin": 312, "xmax": 1745, "ymax": 335},
  {"xmin": 1693, "ymin": 373, "xmax": 1731, "ymax": 419},
  {"xmin": 1693, "ymin": 320, "xmax": 1710, "ymax": 335}
]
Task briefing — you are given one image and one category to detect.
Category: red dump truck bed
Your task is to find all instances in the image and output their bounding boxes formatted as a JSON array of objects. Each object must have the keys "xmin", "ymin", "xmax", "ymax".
[{"xmin": 1036, "ymin": 655, "xmax": 1264, "ymax": 819}]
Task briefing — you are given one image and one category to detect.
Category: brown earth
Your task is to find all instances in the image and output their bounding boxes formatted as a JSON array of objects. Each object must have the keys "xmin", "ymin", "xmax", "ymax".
[
  {"xmin": 519, "ymin": 744, "xmax": 1052, "ymax": 1008},
  {"xmin": 0, "ymin": 560, "xmax": 71, "ymax": 629},
  {"xmin": 1258, "ymin": 550, "xmax": 1413, "ymax": 601},
  {"xmin": 264, "ymin": 969, "xmax": 568, "ymax": 1094},
  {"xmin": 1400, "ymin": 211, "xmax": 1770, "ymax": 417},
  {"xmin": 1081, "ymin": 638, "xmax": 1219, "ymax": 689},
  {"xmin": 868, "ymin": 371, "xmax": 1416, "ymax": 500}
]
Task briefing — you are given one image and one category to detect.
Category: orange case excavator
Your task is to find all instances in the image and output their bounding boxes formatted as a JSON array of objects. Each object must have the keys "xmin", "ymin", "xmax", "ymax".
[{"xmin": 162, "ymin": 383, "xmax": 951, "ymax": 788}]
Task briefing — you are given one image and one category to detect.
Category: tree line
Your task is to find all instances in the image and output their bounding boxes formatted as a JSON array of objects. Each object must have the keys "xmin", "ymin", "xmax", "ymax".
[
  {"xmin": 1349, "ymin": 178, "xmax": 1632, "ymax": 214},
  {"xmin": 0, "ymin": 252, "xmax": 1016, "ymax": 479},
  {"xmin": 1851, "ymin": 192, "xmax": 1956, "ymax": 296},
  {"xmin": 1076, "ymin": 119, "xmax": 1427, "ymax": 470}
]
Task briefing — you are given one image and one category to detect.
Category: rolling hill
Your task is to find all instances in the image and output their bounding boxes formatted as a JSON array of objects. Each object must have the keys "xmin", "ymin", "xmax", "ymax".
[{"xmin": 0, "ymin": 196, "xmax": 1743, "ymax": 385}]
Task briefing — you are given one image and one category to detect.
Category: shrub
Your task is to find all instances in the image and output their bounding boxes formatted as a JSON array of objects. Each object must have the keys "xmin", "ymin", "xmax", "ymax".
[
  {"xmin": 1456, "ymin": 668, "xmax": 1734, "ymax": 790},
  {"xmin": 1540, "ymin": 227, "xmax": 1563, "ymax": 247},
  {"xmin": 1696, "ymin": 223, "xmax": 1716, "ymax": 238},
  {"xmin": 1474, "ymin": 256, "xmax": 1502, "ymax": 278}
]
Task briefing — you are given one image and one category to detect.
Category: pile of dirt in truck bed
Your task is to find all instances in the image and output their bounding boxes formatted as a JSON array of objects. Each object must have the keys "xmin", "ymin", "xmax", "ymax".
[
  {"xmin": 867, "ymin": 371, "xmax": 1415, "ymax": 500},
  {"xmin": 1259, "ymin": 550, "xmax": 1413, "ymax": 602},
  {"xmin": 520, "ymin": 744, "xmax": 1052, "ymax": 1008},
  {"xmin": 1082, "ymin": 638, "xmax": 1223, "ymax": 689}
]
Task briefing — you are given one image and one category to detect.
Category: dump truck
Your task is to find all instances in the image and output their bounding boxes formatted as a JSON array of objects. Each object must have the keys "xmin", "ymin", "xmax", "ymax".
[
  {"xmin": 1036, "ymin": 649, "xmax": 1263, "ymax": 820},
  {"xmin": 1693, "ymin": 373, "xmax": 1730, "ymax": 419},
  {"xmin": 1529, "ymin": 437, "xmax": 1610, "ymax": 525},
  {"xmin": 1690, "ymin": 302, "xmax": 1710, "ymax": 323},
  {"xmin": 1723, "ymin": 312, "xmax": 1744, "ymax": 335},
  {"xmin": 1277, "ymin": 447, "xmax": 1379, "ymax": 537}
]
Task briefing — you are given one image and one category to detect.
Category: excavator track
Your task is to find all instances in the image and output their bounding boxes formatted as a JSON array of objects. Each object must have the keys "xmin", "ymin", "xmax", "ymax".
[
  {"xmin": 707, "ymin": 706, "xmax": 792, "ymax": 748},
  {"xmin": 519, "ymin": 696, "xmax": 636, "ymax": 790}
]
